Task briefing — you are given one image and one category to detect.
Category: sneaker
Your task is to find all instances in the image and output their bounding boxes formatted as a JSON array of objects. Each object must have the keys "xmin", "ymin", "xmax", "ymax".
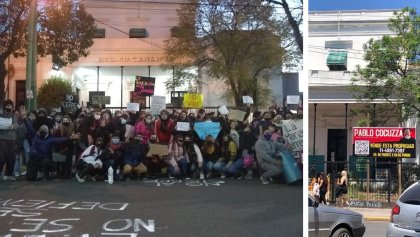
[
  {"xmin": 75, "ymin": 173, "xmax": 85, "ymax": 183},
  {"xmin": 220, "ymin": 174, "xmax": 226, "ymax": 179},
  {"xmin": 260, "ymin": 176, "xmax": 270, "ymax": 185},
  {"xmin": 3, "ymin": 176, "xmax": 16, "ymax": 181},
  {"xmin": 199, "ymin": 173, "xmax": 205, "ymax": 180}
]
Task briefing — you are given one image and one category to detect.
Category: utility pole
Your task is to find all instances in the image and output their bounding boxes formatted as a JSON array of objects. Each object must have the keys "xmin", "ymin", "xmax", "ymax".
[{"xmin": 25, "ymin": 0, "xmax": 37, "ymax": 111}]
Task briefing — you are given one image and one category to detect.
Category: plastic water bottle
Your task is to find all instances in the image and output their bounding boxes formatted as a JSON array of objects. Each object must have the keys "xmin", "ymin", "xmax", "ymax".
[{"xmin": 107, "ymin": 166, "xmax": 114, "ymax": 184}]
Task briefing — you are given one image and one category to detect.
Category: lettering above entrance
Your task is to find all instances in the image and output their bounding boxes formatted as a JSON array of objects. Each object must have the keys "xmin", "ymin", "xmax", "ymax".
[{"xmin": 98, "ymin": 55, "xmax": 165, "ymax": 64}]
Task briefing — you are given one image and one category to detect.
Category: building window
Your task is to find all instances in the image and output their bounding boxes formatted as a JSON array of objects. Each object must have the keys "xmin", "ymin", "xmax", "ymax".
[
  {"xmin": 129, "ymin": 28, "xmax": 149, "ymax": 38},
  {"xmin": 325, "ymin": 40, "xmax": 353, "ymax": 50},
  {"xmin": 94, "ymin": 29, "xmax": 105, "ymax": 38},
  {"xmin": 327, "ymin": 51, "xmax": 347, "ymax": 71}
]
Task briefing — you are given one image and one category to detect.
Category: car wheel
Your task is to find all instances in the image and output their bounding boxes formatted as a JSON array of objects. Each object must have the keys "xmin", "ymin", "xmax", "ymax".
[{"xmin": 332, "ymin": 228, "xmax": 352, "ymax": 237}]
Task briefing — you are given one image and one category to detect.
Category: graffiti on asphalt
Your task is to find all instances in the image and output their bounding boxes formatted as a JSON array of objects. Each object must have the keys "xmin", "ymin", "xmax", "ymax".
[
  {"xmin": 348, "ymin": 201, "xmax": 382, "ymax": 208},
  {"xmin": 143, "ymin": 179, "xmax": 225, "ymax": 187},
  {"xmin": 0, "ymin": 199, "xmax": 155, "ymax": 236}
]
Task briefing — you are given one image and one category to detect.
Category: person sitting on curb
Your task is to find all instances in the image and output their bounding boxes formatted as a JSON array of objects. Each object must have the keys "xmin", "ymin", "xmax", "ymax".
[{"xmin": 255, "ymin": 126, "xmax": 285, "ymax": 184}]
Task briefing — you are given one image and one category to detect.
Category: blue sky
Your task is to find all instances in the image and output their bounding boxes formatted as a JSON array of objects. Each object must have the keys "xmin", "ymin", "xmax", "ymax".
[{"xmin": 309, "ymin": 0, "xmax": 420, "ymax": 11}]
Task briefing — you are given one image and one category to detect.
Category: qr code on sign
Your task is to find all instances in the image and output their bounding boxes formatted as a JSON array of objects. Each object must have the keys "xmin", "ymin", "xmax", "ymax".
[{"xmin": 355, "ymin": 140, "xmax": 369, "ymax": 155}]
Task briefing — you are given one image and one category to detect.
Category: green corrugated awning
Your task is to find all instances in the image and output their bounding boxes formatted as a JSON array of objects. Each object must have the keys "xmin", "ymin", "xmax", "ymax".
[
  {"xmin": 327, "ymin": 51, "xmax": 347, "ymax": 65},
  {"xmin": 327, "ymin": 51, "xmax": 347, "ymax": 70}
]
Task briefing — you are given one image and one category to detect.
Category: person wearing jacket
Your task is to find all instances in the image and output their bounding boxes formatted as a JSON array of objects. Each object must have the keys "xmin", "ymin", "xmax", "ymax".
[
  {"xmin": 23, "ymin": 111, "xmax": 80, "ymax": 181},
  {"xmin": 218, "ymin": 135, "xmax": 238, "ymax": 178},
  {"xmin": 184, "ymin": 135, "xmax": 204, "ymax": 179},
  {"xmin": 255, "ymin": 126, "xmax": 284, "ymax": 184},
  {"xmin": 0, "ymin": 100, "xmax": 24, "ymax": 181},
  {"xmin": 75, "ymin": 137, "xmax": 105, "ymax": 183},
  {"xmin": 154, "ymin": 109, "xmax": 174, "ymax": 145},
  {"xmin": 122, "ymin": 134, "xmax": 148, "ymax": 179},
  {"xmin": 201, "ymin": 135, "xmax": 222, "ymax": 178},
  {"xmin": 167, "ymin": 134, "xmax": 189, "ymax": 178}
]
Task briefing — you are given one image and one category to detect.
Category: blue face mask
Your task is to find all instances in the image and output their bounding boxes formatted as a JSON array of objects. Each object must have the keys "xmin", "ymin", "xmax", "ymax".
[{"xmin": 264, "ymin": 133, "xmax": 272, "ymax": 141}]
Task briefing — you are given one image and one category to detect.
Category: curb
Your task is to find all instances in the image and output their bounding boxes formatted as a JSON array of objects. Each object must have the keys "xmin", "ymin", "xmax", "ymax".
[{"xmin": 364, "ymin": 216, "xmax": 390, "ymax": 221}]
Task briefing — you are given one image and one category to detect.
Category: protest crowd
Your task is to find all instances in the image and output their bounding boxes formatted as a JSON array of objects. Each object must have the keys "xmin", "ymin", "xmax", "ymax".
[{"xmin": 0, "ymin": 99, "xmax": 303, "ymax": 185}]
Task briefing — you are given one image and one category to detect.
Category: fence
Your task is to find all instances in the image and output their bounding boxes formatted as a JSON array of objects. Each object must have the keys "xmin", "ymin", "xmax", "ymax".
[{"xmin": 309, "ymin": 159, "xmax": 420, "ymax": 208}]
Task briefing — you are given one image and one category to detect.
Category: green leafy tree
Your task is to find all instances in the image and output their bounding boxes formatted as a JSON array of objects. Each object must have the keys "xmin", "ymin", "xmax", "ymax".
[
  {"xmin": 0, "ymin": 0, "xmax": 95, "ymax": 105},
  {"xmin": 352, "ymin": 7, "xmax": 420, "ymax": 123},
  {"xmin": 163, "ymin": 0, "xmax": 287, "ymax": 106},
  {"xmin": 37, "ymin": 76, "xmax": 72, "ymax": 109}
]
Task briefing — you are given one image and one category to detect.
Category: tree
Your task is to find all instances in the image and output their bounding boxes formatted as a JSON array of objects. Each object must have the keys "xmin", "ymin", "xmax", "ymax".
[
  {"xmin": 352, "ymin": 8, "xmax": 420, "ymax": 123},
  {"xmin": 163, "ymin": 0, "xmax": 287, "ymax": 106},
  {"xmin": 0, "ymin": 0, "xmax": 95, "ymax": 105},
  {"xmin": 37, "ymin": 76, "xmax": 72, "ymax": 109},
  {"xmin": 264, "ymin": 0, "xmax": 303, "ymax": 54}
]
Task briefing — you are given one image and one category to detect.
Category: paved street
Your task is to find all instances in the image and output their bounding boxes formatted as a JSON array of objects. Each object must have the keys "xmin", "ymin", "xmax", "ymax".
[
  {"xmin": 0, "ymin": 178, "xmax": 302, "ymax": 237},
  {"xmin": 364, "ymin": 221, "xmax": 388, "ymax": 237}
]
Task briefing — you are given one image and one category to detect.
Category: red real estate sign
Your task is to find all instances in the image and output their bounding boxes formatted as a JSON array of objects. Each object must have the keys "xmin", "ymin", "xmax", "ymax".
[{"xmin": 352, "ymin": 127, "xmax": 416, "ymax": 158}]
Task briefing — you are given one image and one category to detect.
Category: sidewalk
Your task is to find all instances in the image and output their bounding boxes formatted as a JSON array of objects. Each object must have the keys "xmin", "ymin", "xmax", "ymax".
[{"xmin": 349, "ymin": 207, "xmax": 391, "ymax": 221}]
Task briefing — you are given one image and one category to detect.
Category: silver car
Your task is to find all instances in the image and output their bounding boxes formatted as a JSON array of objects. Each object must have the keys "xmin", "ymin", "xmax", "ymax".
[
  {"xmin": 387, "ymin": 181, "xmax": 420, "ymax": 236},
  {"xmin": 309, "ymin": 195, "xmax": 366, "ymax": 237}
]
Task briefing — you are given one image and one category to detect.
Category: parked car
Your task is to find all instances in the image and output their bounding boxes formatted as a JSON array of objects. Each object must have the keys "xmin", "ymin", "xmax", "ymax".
[
  {"xmin": 308, "ymin": 195, "xmax": 366, "ymax": 237},
  {"xmin": 387, "ymin": 181, "xmax": 420, "ymax": 237}
]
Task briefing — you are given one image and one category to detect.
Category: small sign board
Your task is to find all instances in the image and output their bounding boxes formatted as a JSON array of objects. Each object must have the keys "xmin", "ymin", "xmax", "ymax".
[
  {"xmin": 287, "ymin": 95, "xmax": 300, "ymax": 105},
  {"xmin": 92, "ymin": 95, "xmax": 111, "ymax": 105},
  {"xmin": 242, "ymin": 96, "xmax": 254, "ymax": 104},
  {"xmin": 126, "ymin": 103, "xmax": 140, "ymax": 112},
  {"xmin": 183, "ymin": 93, "xmax": 203, "ymax": 108},
  {"xmin": 150, "ymin": 96, "xmax": 166, "ymax": 115}
]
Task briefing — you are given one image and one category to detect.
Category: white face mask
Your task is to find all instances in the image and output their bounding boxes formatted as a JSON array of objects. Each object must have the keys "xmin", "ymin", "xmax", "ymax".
[
  {"xmin": 121, "ymin": 119, "xmax": 127, "ymax": 125},
  {"xmin": 146, "ymin": 118, "xmax": 152, "ymax": 123},
  {"xmin": 94, "ymin": 114, "xmax": 101, "ymax": 120}
]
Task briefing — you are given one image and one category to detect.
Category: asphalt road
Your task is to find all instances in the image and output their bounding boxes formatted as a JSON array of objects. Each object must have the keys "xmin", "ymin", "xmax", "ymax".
[
  {"xmin": 0, "ymin": 178, "xmax": 302, "ymax": 237},
  {"xmin": 364, "ymin": 221, "xmax": 388, "ymax": 237}
]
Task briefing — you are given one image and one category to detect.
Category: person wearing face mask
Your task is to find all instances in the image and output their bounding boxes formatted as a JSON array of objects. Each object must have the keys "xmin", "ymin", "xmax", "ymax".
[
  {"xmin": 122, "ymin": 134, "xmax": 148, "ymax": 180},
  {"xmin": 167, "ymin": 134, "xmax": 189, "ymax": 178},
  {"xmin": 33, "ymin": 109, "xmax": 53, "ymax": 132},
  {"xmin": 0, "ymin": 100, "xmax": 25, "ymax": 181},
  {"xmin": 255, "ymin": 126, "xmax": 285, "ymax": 184},
  {"xmin": 135, "ymin": 113, "xmax": 154, "ymax": 144},
  {"xmin": 52, "ymin": 113, "xmax": 63, "ymax": 134},
  {"xmin": 96, "ymin": 110, "xmax": 115, "ymax": 144},
  {"xmin": 258, "ymin": 112, "xmax": 273, "ymax": 137},
  {"xmin": 154, "ymin": 109, "xmax": 174, "ymax": 145},
  {"xmin": 100, "ymin": 135, "xmax": 124, "ymax": 181},
  {"xmin": 53, "ymin": 115, "xmax": 75, "ymax": 178},
  {"xmin": 201, "ymin": 135, "xmax": 222, "ymax": 178},
  {"xmin": 75, "ymin": 137, "xmax": 105, "ymax": 183},
  {"xmin": 184, "ymin": 135, "xmax": 204, "ymax": 179},
  {"xmin": 237, "ymin": 124, "xmax": 257, "ymax": 179},
  {"xmin": 22, "ymin": 109, "xmax": 80, "ymax": 181}
]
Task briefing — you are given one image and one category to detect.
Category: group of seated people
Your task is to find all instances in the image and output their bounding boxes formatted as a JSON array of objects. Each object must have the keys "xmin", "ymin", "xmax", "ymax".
[{"xmin": 0, "ymin": 100, "xmax": 299, "ymax": 184}]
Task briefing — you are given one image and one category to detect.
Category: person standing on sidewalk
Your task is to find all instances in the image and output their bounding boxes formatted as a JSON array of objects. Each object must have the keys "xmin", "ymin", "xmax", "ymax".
[
  {"xmin": 318, "ymin": 172, "xmax": 328, "ymax": 204},
  {"xmin": 337, "ymin": 170, "xmax": 350, "ymax": 208}
]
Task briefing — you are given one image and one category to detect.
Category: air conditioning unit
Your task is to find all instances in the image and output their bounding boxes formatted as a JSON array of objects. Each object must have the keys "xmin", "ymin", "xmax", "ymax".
[
  {"xmin": 94, "ymin": 28, "xmax": 105, "ymax": 38},
  {"xmin": 129, "ymin": 28, "xmax": 148, "ymax": 38}
]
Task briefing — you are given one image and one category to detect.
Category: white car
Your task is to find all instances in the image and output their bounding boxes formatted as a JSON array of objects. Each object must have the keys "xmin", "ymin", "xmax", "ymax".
[
  {"xmin": 387, "ymin": 181, "xmax": 420, "ymax": 236},
  {"xmin": 309, "ymin": 195, "xmax": 366, "ymax": 237}
]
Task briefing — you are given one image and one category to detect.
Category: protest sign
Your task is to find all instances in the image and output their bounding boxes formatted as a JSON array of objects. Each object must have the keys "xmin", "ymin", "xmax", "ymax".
[
  {"xmin": 150, "ymin": 96, "xmax": 166, "ymax": 115},
  {"xmin": 183, "ymin": 93, "xmax": 203, "ymax": 108},
  {"xmin": 242, "ymin": 96, "xmax": 254, "ymax": 104},
  {"xmin": 134, "ymin": 76, "xmax": 155, "ymax": 96},
  {"xmin": 176, "ymin": 122, "xmax": 191, "ymax": 132},
  {"xmin": 228, "ymin": 109, "xmax": 246, "ymax": 121},
  {"xmin": 281, "ymin": 119, "xmax": 303, "ymax": 153},
  {"xmin": 127, "ymin": 103, "xmax": 140, "ymax": 112},
  {"xmin": 218, "ymin": 105, "xmax": 229, "ymax": 115},
  {"xmin": 147, "ymin": 144, "xmax": 169, "ymax": 157},
  {"xmin": 286, "ymin": 95, "xmax": 300, "ymax": 105},
  {"xmin": 0, "ymin": 116, "xmax": 12, "ymax": 129},
  {"xmin": 194, "ymin": 122, "xmax": 221, "ymax": 140}
]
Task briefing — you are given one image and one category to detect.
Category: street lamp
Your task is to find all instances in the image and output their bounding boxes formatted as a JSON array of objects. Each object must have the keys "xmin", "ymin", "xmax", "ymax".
[{"xmin": 25, "ymin": 0, "xmax": 37, "ymax": 111}]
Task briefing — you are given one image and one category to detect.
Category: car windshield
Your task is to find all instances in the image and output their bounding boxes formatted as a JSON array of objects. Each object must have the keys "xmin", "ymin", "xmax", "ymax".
[{"xmin": 400, "ymin": 183, "xmax": 420, "ymax": 205}]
